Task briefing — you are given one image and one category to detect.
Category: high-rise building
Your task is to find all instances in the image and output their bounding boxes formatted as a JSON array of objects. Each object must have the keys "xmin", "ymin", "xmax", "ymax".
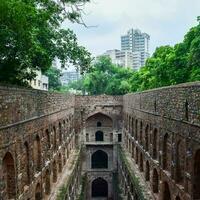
[
  {"xmin": 121, "ymin": 29, "xmax": 150, "ymax": 69},
  {"xmin": 103, "ymin": 49, "xmax": 134, "ymax": 69},
  {"xmin": 60, "ymin": 71, "xmax": 81, "ymax": 85}
]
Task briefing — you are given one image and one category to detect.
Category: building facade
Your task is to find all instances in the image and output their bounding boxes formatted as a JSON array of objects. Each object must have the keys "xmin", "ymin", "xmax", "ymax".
[
  {"xmin": 60, "ymin": 71, "xmax": 81, "ymax": 86},
  {"xmin": 121, "ymin": 29, "xmax": 150, "ymax": 70},
  {"xmin": 103, "ymin": 49, "xmax": 135, "ymax": 69},
  {"xmin": 0, "ymin": 82, "xmax": 200, "ymax": 200},
  {"xmin": 30, "ymin": 70, "xmax": 49, "ymax": 91}
]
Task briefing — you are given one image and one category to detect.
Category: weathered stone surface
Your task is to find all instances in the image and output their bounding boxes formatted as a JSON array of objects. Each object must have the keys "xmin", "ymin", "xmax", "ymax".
[
  {"xmin": 0, "ymin": 82, "xmax": 200, "ymax": 200},
  {"xmin": 123, "ymin": 82, "xmax": 200, "ymax": 200}
]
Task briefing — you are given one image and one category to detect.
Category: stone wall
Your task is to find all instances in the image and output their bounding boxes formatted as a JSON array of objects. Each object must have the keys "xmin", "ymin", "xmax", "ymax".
[
  {"xmin": 77, "ymin": 95, "xmax": 123, "ymax": 200},
  {"xmin": 123, "ymin": 82, "xmax": 200, "ymax": 125},
  {"xmin": 0, "ymin": 86, "xmax": 77, "ymax": 200},
  {"xmin": 123, "ymin": 82, "xmax": 200, "ymax": 200},
  {"xmin": 0, "ymin": 81, "xmax": 200, "ymax": 200},
  {"xmin": 0, "ymin": 86, "xmax": 75, "ymax": 127}
]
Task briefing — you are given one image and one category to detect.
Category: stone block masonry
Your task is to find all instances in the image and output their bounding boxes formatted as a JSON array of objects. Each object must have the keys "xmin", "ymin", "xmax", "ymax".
[
  {"xmin": 123, "ymin": 82, "xmax": 200, "ymax": 200},
  {"xmin": 0, "ymin": 86, "xmax": 77, "ymax": 200},
  {"xmin": 0, "ymin": 81, "xmax": 200, "ymax": 200}
]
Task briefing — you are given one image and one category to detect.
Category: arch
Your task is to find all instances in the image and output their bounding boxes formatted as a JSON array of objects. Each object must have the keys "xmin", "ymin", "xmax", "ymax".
[
  {"xmin": 46, "ymin": 129, "xmax": 51, "ymax": 149},
  {"xmin": 63, "ymin": 149, "xmax": 66, "ymax": 165},
  {"xmin": 145, "ymin": 124, "xmax": 149, "ymax": 151},
  {"xmin": 92, "ymin": 177, "xmax": 108, "ymax": 197},
  {"xmin": 139, "ymin": 153, "xmax": 144, "ymax": 172},
  {"xmin": 33, "ymin": 135, "xmax": 42, "ymax": 171},
  {"xmin": 136, "ymin": 147, "xmax": 139, "ymax": 164},
  {"xmin": 24, "ymin": 141, "xmax": 31, "ymax": 185},
  {"xmin": 86, "ymin": 112, "xmax": 113, "ymax": 128},
  {"xmin": 194, "ymin": 149, "xmax": 200, "ymax": 199},
  {"xmin": 140, "ymin": 121, "xmax": 143, "ymax": 144},
  {"xmin": 135, "ymin": 119, "xmax": 138, "ymax": 139},
  {"xmin": 59, "ymin": 122, "xmax": 62, "ymax": 144},
  {"xmin": 58, "ymin": 153, "xmax": 62, "ymax": 173},
  {"xmin": 91, "ymin": 150, "xmax": 108, "ymax": 169},
  {"xmin": 185, "ymin": 100, "xmax": 189, "ymax": 121},
  {"xmin": 176, "ymin": 140, "xmax": 184, "ymax": 184},
  {"xmin": 3, "ymin": 152, "xmax": 16, "ymax": 199},
  {"xmin": 35, "ymin": 183, "xmax": 42, "ymax": 200},
  {"xmin": 163, "ymin": 133, "xmax": 169, "ymax": 170},
  {"xmin": 131, "ymin": 117, "xmax": 134, "ymax": 137},
  {"xmin": 152, "ymin": 168, "xmax": 159, "ymax": 193},
  {"xmin": 97, "ymin": 121, "xmax": 102, "ymax": 127},
  {"xmin": 95, "ymin": 131, "xmax": 104, "ymax": 141},
  {"xmin": 162, "ymin": 182, "xmax": 171, "ymax": 200},
  {"xmin": 45, "ymin": 169, "xmax": 51, "ymax": 195},
  {"xmin": 153, "ymin": 128, "xmax": 158, "ymax": 159},
  {"xmin": 132, "ymin": 142, "xmax": 135, "ymax": 158},
  {"xmin": 145, "ymin": 161, "xmax": 150, "ymax": 181},
  {"xmin": 53, "ymin": 160, "xmax": 57, "ymax": 183},
  {"xmin": 53, "ymin": 126, "xmax": 57, "ymax": 151},
  {"xmin": 129, "ymin": 115, "xmax": 132, "ymax": 133},
  {"xmin": 128, "ymin": 139, "xmax": 132, "ymax": 153}
]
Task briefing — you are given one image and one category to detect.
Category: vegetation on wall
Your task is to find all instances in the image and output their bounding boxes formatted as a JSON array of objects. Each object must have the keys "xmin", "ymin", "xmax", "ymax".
[
  {"xmin": 0, "ymin": 0, "xmax": 92, "ymax": 86},
  {"xmin": 77, "ymin": 173, "xmax": 87, "ymax": 200},
  {"xmin": 113, "ymin": 172, "xmax": 123, "ymax": 200},
  {"xmin": 57, "ymin": 148, "xmax": 83, "ymax": 200},
  {"xmin": 67, "ymin": 18, "xmax": 200, "ymax": 95},
  {"xmin": 119, "ymin": 146, "xmax": 145, "ymax": 200}
]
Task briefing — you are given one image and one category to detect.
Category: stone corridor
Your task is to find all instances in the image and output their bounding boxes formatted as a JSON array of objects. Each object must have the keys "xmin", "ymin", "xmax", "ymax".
[{"xmin": 0, "ymin": 82, "xmax": 200, "ymax": 200}]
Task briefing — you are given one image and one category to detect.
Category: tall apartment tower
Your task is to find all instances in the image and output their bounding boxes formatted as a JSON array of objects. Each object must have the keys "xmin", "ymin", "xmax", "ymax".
[{"xmin": 121, "ymin": 29, "xmax": 150, "ymax": 70}]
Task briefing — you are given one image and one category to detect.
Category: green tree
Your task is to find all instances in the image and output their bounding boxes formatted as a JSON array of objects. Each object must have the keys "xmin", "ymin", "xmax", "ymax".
[
  {"xmin": 82, "ymin": 56, "xmax": 134, "ymax": 95},
  {"xmin": 66, "ymin": 17, "xmax": 200, "ymax": 95},
  {"xmin": 0, "ymin": 0, "xmax": 91, "ymax": 86},
  {"xmin": 44, "ymin": 67, "xmax": 62, "ymax": 90}
]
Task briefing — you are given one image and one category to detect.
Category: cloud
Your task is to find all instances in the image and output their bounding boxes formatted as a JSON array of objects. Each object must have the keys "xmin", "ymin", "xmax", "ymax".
[{"xmin": 63, "ymin": 0, "xmax": 200, "ymax": 56}]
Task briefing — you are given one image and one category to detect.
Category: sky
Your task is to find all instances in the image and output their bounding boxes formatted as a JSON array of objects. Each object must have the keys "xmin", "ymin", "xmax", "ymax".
[{"xmin": 63, "ymin": 0, "xmax": 200, "ymax": 58}]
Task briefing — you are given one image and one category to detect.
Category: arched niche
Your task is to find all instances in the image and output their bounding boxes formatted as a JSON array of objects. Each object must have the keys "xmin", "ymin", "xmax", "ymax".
[{"xmin": 91, "ymin": 150, "xmax": 108, "ymax": 169}]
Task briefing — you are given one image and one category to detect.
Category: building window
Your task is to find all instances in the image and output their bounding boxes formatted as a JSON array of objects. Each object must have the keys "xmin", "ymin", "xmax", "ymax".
[
  {"xmin": 118, "ymin": 134, "xmax": 122, "ymax": 142},
  {"xmin": 97, "ymin": 121, "xmax": 102, "ymax": 127},
  {"xmin": 86, "ymin": 133, "xmax": 89, "ymax": 142},
  {"xmin": 95, "ymin": 131, "xmax": 104, "ymax": 141}
]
